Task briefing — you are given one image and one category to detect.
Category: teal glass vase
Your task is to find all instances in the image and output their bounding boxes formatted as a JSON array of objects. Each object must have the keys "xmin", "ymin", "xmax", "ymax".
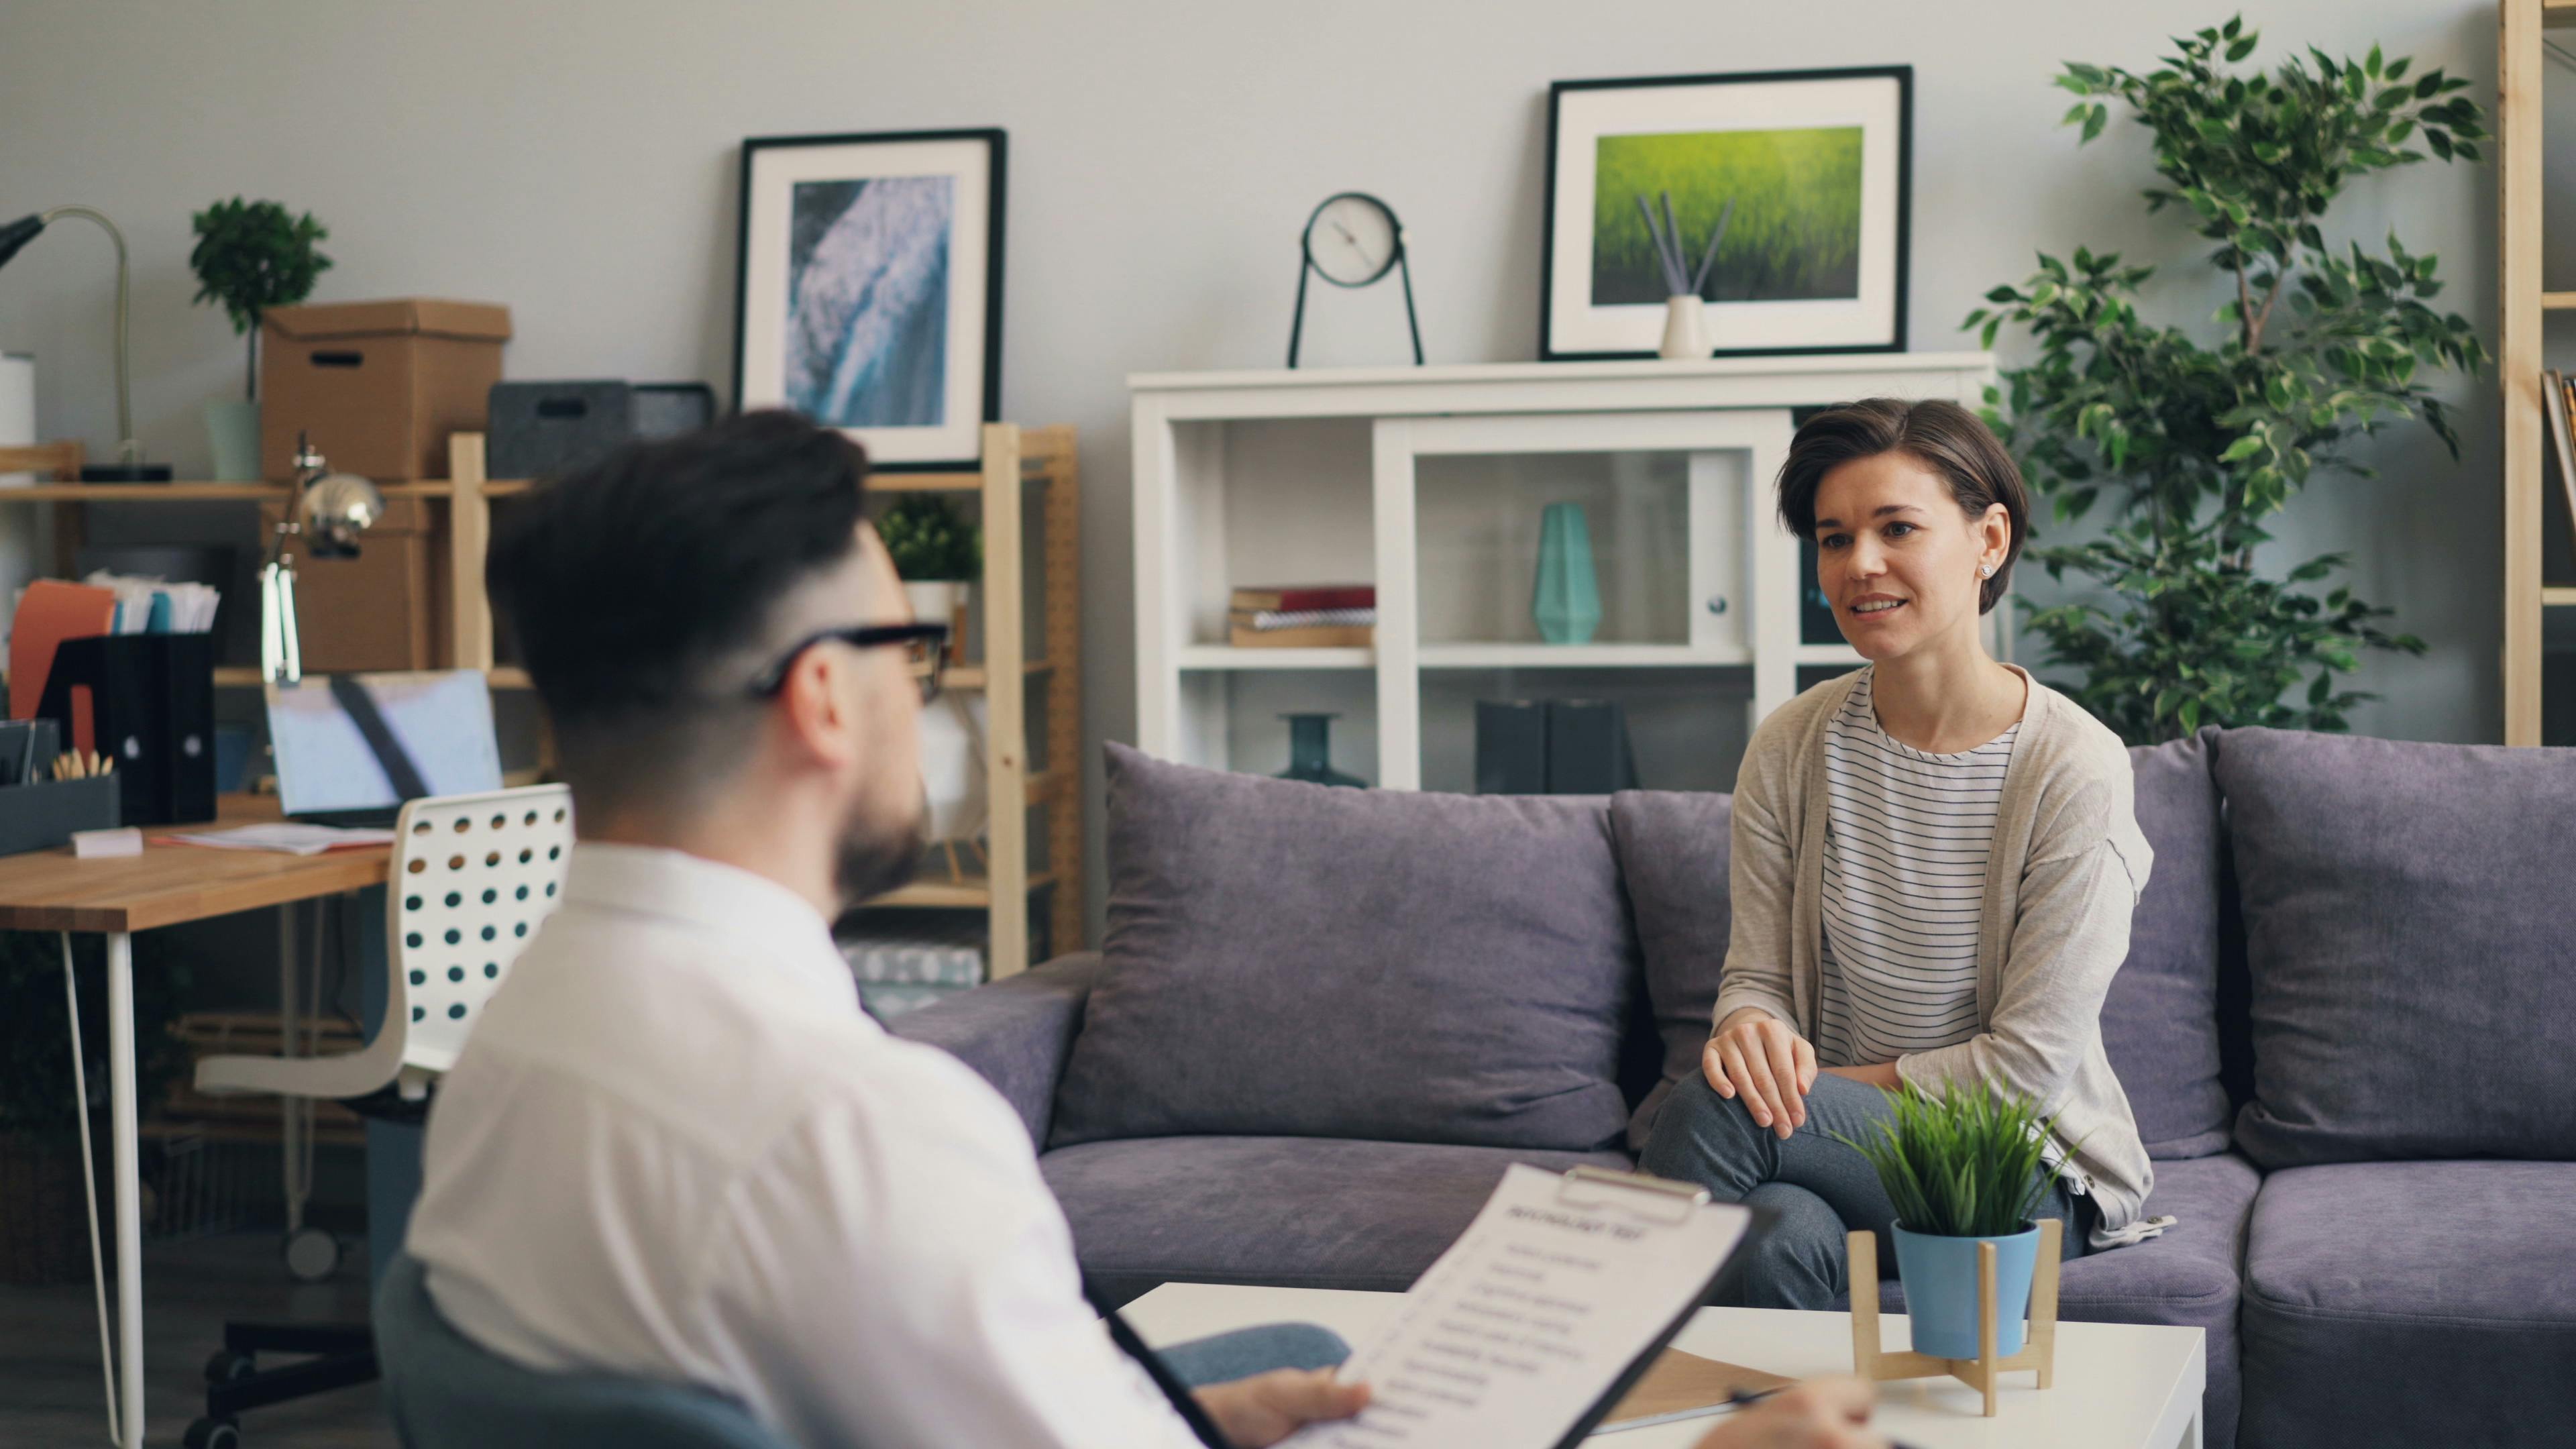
[
  {"xmin": 1532, "ymin": 502, "xmax": 1603, "ymax": 645},
  {"xmin": 1277, "ymin": 714, "xmax": 1365, "ymax": 788}
]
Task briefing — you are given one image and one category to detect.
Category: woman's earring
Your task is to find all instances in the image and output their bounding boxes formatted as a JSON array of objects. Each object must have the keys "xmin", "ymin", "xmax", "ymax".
[{"xmin": 1980, "ymin": 563, "xmax": 1994, "ymax": 578}]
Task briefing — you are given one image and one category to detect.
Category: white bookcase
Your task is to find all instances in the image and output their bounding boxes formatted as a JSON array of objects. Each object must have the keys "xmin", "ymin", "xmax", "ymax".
[{"xmin": 1132, "ymin": 355, "xmax": 1997, "ymax": 792}]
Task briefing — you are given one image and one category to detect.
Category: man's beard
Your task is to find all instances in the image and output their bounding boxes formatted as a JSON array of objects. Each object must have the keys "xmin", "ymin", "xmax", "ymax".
[{"xmin": 834, "ymin": 779, "xmax": 930, "ymax": 910}]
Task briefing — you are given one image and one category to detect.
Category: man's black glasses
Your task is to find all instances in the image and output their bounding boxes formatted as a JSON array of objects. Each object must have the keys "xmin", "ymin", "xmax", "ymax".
[{"xmin": 747, "ymin": 622, "xmax": 951, "ymax": 701}]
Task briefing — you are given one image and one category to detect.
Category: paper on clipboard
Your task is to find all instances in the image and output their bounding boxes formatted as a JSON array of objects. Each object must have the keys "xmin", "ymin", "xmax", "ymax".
[{"xmin": 1283, "ymin": 1163, "xmax": 1754, "ymax": 1449}]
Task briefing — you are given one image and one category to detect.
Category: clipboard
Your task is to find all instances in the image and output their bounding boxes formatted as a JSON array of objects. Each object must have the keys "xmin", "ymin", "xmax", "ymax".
[
  {"xmin": 1283, "ymin": 1164, "xmax": 1778, "ymax": 1449},
  {"xmin": 1543, "ymin": 1168, "xmax": 1778, "ymax": 1448}
]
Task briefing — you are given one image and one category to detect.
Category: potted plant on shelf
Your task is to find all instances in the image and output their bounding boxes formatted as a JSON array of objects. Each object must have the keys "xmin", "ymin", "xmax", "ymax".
[
  {"xmin": 1839, "ymin": 1082, "xmax": 2071, "ymax": 1361},
  {"xmin": 0, "ymin": 931, "xmax": 189, "ymax": 1284},
  {"xmin": 877, "ymin": 492, "xmax": 981, "ymax": 654},
  {"xmin": 189, "ymin": 197, "xmax": 330, "ymax": 481}
]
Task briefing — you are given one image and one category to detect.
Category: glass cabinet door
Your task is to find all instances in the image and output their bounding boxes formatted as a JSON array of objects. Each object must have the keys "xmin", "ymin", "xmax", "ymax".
[{"xmin": 1373, "ymin": 409, "xmax": 1819, "ymax": 792}]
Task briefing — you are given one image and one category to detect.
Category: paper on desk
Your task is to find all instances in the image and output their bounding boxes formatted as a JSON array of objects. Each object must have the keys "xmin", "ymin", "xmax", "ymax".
[
  {"xmin": 156, "ymin": 823, "xmax": 395, "ymax": 856},
  {"xmin": 1283, "ymin": 1164, "xmax": 1753, "ymax": 1449}
]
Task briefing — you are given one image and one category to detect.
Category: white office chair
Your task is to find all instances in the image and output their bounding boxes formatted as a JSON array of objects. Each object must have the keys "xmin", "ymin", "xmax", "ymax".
[
  {"xmin": 183, "ymin": 784, "xmax": 574, "ymax": 1449},
  {"xmin": 197, "ymin": 783, "xmax": 577, "ymax": 1104}
]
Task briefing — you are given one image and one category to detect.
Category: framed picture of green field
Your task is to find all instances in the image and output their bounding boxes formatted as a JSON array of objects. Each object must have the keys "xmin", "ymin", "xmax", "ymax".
[{"xmin": 1542, "ymin": 67, "xmax": 1911, "ymax": 360}]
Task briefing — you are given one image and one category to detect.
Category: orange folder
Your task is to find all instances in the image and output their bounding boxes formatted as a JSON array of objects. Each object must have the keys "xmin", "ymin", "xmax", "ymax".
[{"xmin": 8, "ymin": 579, "xmax": 117, "ymax": 725}]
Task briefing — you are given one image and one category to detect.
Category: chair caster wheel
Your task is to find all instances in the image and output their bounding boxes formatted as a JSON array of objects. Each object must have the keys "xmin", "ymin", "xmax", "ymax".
[
  {"xmin": 204, "ymin": 1348, "xmax": 255, "ymax": 1384},
  {"xmin": 283, "ymin": 1225, "xmax": 341, "ymax": 1283},
  {"xmin": 184, "ymin": 1415, "xmax": 242, "ymax": 1449}
]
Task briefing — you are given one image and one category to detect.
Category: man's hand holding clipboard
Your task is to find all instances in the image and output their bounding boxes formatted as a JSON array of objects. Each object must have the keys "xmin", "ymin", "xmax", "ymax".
[{"xmin": 1273, "ymin": 1165, "xmax": 1890, "ymax": 1449}]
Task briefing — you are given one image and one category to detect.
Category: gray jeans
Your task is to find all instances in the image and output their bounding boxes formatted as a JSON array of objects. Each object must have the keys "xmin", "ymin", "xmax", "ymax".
[{"xmin": 1638, "ymin": 1070, "xmax": 2088, "ymax": 1310}]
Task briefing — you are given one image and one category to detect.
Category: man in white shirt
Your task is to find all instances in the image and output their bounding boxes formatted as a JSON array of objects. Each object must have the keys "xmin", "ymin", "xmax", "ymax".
[{"xmin": 405, "ymin": 412, "xmax": 1886, "ymax": 1449}]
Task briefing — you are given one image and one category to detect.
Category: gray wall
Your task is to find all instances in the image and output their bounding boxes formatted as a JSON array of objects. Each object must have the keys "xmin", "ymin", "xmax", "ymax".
[{"xmin": 0, "ymin": 0, "xmax": 2540, "ymax": 926}]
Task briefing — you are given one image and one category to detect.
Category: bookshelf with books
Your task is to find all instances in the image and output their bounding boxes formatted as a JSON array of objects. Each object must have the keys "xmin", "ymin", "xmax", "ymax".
[
  {"xmin": 2500, "ymin": 0, "xmax": 2576, "ymax": 745},
  {"xmin": 1130, "ymin": 356, "xmax": 1997, "ymax": 791}
]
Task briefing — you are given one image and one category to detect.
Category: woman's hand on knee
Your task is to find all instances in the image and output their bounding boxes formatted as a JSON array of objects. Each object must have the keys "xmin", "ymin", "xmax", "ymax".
[{"xmin": 1702, "ymin": 1011, "xmax": 1817, "ymax": 1140}]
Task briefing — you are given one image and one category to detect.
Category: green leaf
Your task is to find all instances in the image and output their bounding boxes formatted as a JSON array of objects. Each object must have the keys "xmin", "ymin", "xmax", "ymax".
[
  {"xmin": 2220, "ymin": 434, "xmax": 2267, "ymax": 462},
  {"xmin": 2083, "ymin": 103, "xmax": 2109, "ymax": 143},
  {"xmin": 2226, "ymin": 35, "xmax": 2257, "ymax": 62}
]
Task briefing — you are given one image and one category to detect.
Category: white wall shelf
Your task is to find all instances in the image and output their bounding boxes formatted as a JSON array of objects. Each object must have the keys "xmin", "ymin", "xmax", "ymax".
[
  {"xmin": 1417, "ymin": 644, "xmax": 1752, "ymax": 669},
  {"xmin": 1177, "ymin": 646, "xmax": 1376, "ymax": 671},
  {"xmin": 1133, "ymin": 356, "xmax": 1996, "ymax": 792},
  {"xmin": 1795, "ymin": 643, "xmax": 1870, "ymax": 667}
]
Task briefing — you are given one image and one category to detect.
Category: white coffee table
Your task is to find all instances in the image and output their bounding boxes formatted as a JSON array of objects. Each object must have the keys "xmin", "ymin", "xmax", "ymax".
[{"xmin": 1123, "ymin": 1282, "xmax": 2205, "ymax": 1449}]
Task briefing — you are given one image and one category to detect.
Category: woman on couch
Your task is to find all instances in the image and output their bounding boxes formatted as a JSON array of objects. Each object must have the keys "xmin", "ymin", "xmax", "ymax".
[{"xmin": 1639, "ymin": 397, "xmax": 2166, "ymax": 1309}]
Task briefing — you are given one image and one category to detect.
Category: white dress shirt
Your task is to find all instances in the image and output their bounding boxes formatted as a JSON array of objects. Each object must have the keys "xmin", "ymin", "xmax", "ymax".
[{"xmin": 407, "ymin": 843, "xmax": 1200, "ymax": 1449}]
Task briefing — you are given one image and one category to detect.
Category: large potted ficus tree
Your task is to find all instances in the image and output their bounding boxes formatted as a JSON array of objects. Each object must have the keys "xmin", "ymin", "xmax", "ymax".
[
  {"xmin": 190, "ymin": 197, "xmax": 331, "ymax": 480},
  {"xmin": 1966, "ymin": 19, "xmax": 2488, "ymax": 743}
]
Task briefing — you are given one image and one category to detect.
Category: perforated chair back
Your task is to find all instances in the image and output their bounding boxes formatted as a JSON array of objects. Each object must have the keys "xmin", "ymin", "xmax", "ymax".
[
  {"xmin": 195, "ymin": 783, "xmax": 576, "ymax": 1104},
  {"xmin": 390, "ymin": 784, "xmax": 576, "ymax": 1075},
  {"xmin": 376, "ymin": 1251, "xmax": 788, "ymax": 1449}
]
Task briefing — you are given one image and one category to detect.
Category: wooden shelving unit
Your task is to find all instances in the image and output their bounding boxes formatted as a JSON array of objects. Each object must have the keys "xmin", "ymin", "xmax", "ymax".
[
  {"xmin": 2500, "ymin": 0, "xmax": 2576, "ymax": 744},
  {"xmin": 1, "ymin": 421, "xmax": 1085, "ymax": 977}
]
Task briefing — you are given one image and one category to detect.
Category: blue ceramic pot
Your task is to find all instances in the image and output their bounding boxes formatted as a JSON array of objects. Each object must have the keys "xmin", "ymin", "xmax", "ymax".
[{"xmin": 1890, "ymin": 1221, "xmax": 2041, "ymax": 1360}]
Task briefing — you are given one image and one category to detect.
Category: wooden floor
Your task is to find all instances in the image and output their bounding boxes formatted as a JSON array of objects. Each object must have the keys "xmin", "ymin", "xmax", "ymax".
[{"xmin": 0, "ymin": 1232, "xmax": 392, "ymax": 1448}]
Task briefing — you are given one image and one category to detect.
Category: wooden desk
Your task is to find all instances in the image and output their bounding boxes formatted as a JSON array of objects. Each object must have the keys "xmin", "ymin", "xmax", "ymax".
[
  {"xmin": 0, "ymin": 796, "xmax": 388, "ymax": 1449},
  {"xmin": 0, "ymin": 796, "xmax": 390, "ymax": 934}
]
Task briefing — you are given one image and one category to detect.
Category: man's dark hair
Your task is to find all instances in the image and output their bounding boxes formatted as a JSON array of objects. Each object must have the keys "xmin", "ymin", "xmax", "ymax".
[
  {"xmin": 1774, "ymin": 397, "xmax": 2029, "ymax": 615},
  {"xmin": 488, "ymin": 410, "xmax": 870, "ymax": 810}
]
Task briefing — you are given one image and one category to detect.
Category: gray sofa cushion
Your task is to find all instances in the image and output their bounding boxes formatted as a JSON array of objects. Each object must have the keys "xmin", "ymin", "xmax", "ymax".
[
  {"xmin": 1053, "ymin": 745, "xmax": 1638, "ymax": 1152},
  {"xmin": 2213, "ymin": 729, "xmax": 2576, "ymax": 1167},
  {"xmin": 1607, "ymin": 790, "xmax": 1731, "ymax": 1153},
  {"xmin": 1851, "ymin": 1152, "xmax": 2259, "ymax": 1449},
  {"xmin": 888, "ymin": 953, "xmax": 1101, "ymax": 1147},
  {"xmin": 2102, "ymin": 731, "xmax": 2231, "ymax": 1159},
  {"xmin": 2241, "ymin": 1161, "xmax": 2576, "ymax": 1448},
  {"xmin": 1042, "ymin": 1136, "xmax": 1636, "ymax": 1307}
]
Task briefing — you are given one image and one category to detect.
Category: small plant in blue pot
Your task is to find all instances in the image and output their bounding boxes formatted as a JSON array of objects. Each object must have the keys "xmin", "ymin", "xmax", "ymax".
[{"xmin": 1839, "ymin": 1083, "xmax": 2070, "ymax": 1360}]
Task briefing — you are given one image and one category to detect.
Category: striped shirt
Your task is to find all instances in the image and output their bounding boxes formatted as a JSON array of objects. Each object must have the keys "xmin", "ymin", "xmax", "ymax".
[{"xmin": 1815, "ymin": 669, "xmax": 2021, "ymax": 1069}]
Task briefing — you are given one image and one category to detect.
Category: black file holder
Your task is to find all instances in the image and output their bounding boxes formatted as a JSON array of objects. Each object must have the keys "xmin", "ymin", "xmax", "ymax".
[{"xmin": 33, "ymin": 632, "xmax": 218, "ymax": 826}]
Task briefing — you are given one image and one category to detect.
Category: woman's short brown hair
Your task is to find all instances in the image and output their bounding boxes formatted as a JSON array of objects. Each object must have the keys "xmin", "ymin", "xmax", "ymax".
[{"xmin": 1775, "ymin": 397, "xmax": 2029, "ymax": 615}]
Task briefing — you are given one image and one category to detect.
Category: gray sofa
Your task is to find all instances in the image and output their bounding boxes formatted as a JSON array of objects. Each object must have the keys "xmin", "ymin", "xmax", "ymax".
[{"xmin": 894, "ymin": 729, "xmax": 2576, "ymax": 1449}]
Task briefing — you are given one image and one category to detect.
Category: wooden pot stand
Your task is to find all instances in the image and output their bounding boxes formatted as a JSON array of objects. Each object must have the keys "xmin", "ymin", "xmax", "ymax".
[{"xmin": 1845, "ymin": 1217, "xmax": 2063, "ymax": 1417}]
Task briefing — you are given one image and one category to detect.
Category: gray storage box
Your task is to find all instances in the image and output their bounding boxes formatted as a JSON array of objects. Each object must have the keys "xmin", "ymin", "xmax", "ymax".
[{"xmin": 487, "ymin": 380, "xmax": 716, "ymax": 481}]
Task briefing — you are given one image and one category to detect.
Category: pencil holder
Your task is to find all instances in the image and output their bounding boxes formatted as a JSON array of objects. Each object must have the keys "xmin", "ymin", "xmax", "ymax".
[{"xmin": 0, "ymin": 773, "xmax": 123, "ymax": 856}]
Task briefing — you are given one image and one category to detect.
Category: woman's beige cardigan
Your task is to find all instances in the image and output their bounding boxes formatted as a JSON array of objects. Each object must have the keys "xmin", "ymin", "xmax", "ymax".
[{"xmin": 1710, "ymin": 664, "xmax": 2161, "ymax": 1240}]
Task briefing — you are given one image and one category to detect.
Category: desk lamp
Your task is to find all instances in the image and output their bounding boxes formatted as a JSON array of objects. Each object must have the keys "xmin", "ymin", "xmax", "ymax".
[
  {"xmin": 262, "ymin": 432, "xmax": 384, "ymax": 684},
  {"xmin": 0, "ymin": 206, "xmax": 172, "ymax": 481}
]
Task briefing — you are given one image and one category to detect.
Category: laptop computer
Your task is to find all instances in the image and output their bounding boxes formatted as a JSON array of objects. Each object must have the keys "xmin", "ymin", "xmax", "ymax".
[{"xmin": 266, "ymin": 670, "xmax": 504, "ymax": 826}]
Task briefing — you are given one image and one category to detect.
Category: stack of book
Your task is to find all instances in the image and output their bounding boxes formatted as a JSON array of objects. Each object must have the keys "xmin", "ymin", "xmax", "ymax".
[{"xmin": 1229, "ymin": 584, "xmax": 1376, "ymax": 648}]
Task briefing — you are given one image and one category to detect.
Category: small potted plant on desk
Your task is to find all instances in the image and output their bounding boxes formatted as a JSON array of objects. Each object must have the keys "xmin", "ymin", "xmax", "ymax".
[
  {"xmin": 1840, "ymin": 1082, "xmax": 2071, "ymax": 1364},
  {"xmin": 0, "ymin": 931, "xmax": 189, "ymax": 1284},
  {"xmin": 877, "ymin": 493, "xmax": 981, "ymax": 663},
  {"xmin": 189, "ymin": 197, "xmax": 330, "ymax": 481}
]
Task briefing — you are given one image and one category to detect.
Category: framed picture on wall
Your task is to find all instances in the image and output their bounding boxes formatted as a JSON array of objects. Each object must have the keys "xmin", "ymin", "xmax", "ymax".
[
  {"xmin": 1541, "ymin": 67, "xmax": 1911, "ymax": 361},
  {"xmin": 732, "ymin": 128, "xmax": 1005, "ymax": 468}
]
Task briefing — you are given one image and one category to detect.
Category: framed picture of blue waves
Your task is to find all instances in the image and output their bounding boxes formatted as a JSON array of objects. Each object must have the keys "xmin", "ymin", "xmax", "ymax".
[{"xmin": 733, "ymin": 129, "xmax": 1005, "ymax": 468}]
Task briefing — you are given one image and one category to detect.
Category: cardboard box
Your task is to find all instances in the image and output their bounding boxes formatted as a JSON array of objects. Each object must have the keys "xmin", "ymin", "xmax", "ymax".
[
  {"xmin": 256, "ymin": 494, "xmax": 451, "ymax": 672},
  {"xmin": 260, "ymin": 299, "xmax": 511, "ymax": 480}
]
